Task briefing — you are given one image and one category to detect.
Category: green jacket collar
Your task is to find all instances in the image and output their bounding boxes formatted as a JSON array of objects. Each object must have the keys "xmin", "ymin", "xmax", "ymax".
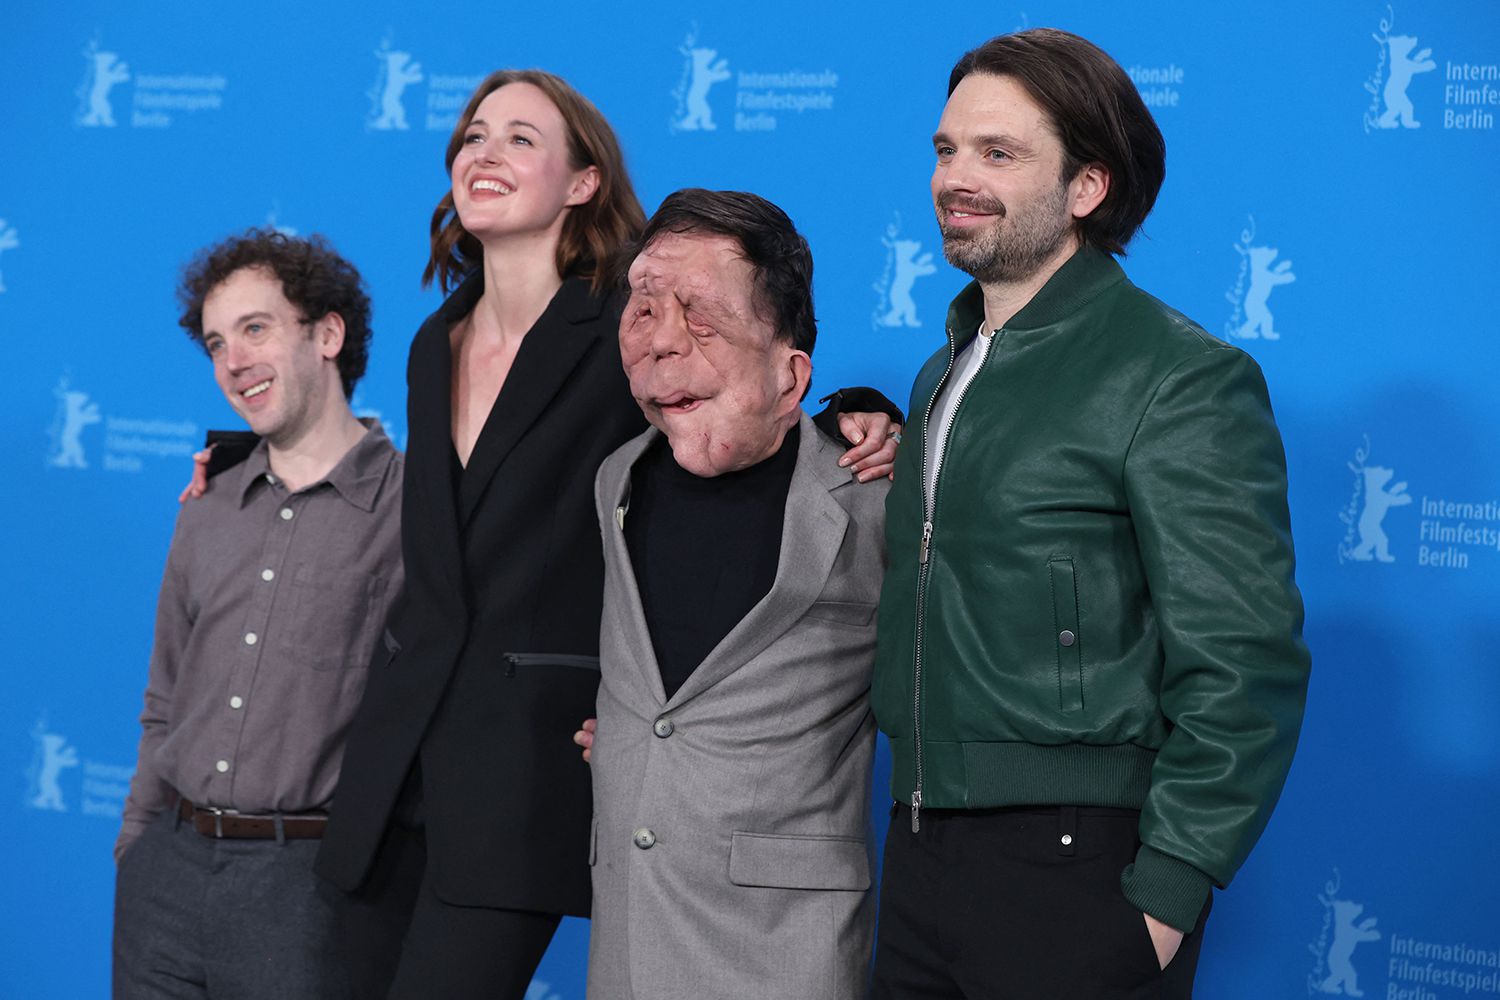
[{"xmin": 944, "ymin": 246, "xmax": 1127, "ymax": 344}]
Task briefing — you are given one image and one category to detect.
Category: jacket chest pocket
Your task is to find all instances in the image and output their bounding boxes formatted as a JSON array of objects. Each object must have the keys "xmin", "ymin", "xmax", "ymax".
[{"xmin": 1048, "ymin": 558, "xmax": 1083, "ymax": 712}]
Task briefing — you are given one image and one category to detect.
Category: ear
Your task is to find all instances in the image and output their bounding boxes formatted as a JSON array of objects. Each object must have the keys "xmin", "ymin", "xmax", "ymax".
[
  {"xmin": 566, "ymin": 165, "xmax": 601, "ymax": 208},
  {"xmin": 1068, "ymin": 162, "xmax": 1110, "ymax": 221},
  {"xmin": 314, "ymin": 312, "xmax": 346, "ymax": 362},
  {"xmin": 777, "ymin": 350, "xmax": 813, "ymax": 417}
]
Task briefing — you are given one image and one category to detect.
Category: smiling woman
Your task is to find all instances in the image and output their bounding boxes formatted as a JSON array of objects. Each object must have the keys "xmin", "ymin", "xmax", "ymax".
[{"xmin": 313, "ymin": 69, "xmax": 649, "ymax": 1000}]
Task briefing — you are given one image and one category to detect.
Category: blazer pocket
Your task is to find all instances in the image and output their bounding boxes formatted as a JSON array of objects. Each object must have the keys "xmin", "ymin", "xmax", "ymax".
[
  {"xmin": 803, "ymin": 601, "xmax": 877, "ymax": 627},
  {"xmin": 501, "ymin": 653, "xmax": 602, "ymax": 676},
  {"xmin": 728, "ymin": 832, "xmax": 870, "ymax": 891}
]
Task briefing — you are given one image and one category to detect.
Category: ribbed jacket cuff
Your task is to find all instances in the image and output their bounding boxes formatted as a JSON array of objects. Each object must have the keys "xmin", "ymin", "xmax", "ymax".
[{"xmin": 1120, "ymin": 845, "xmax": 1213, "ymax": 933}]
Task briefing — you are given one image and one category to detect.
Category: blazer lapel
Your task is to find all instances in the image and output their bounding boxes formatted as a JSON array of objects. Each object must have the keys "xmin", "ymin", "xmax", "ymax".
[
  {"xmin": 457, "ymin": 278, "xmax": 607, "ymax": 528},
  {"xmin": 667, "ymin": 414, "xmax": 851, "ymax": 707},
  {"xmin": 602, "ymin": 428, "xmax": 670, "ymax": 705}
]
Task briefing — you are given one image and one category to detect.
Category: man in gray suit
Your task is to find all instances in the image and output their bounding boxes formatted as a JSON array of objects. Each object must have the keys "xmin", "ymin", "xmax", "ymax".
[{"xmin": 579, "ymin": 189, "xmax": 889, "ymax": 999}]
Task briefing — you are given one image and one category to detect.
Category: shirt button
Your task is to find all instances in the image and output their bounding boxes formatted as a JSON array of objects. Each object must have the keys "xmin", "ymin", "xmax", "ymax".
[
  {"xmin": 261, "ymin": 568, "xmax": 275, "ymax": 582},
  {"xmin": 244, "ymin": 632, "xmax": 258, "ymax": 646},
  {"xmin": 1059, "ymin": 630, "xmax": 1077, "ymax": 647},
  {"xmin": 1060, "ymin": 833, "xmax": 1074, "ymax": 846},
  {"xmin": 280, "ymin": 508, "xmax": 294, "ymax": 520},
  {"xmin": 266, "ymin": 474, "xmax": 279, "ymax": 486},
  {"xmin": 229, "ymin": 695, "xmax": 244, "ymax": 709},
  {"xmin": 653, "ymin": 717, "xmax": 674, "ymax": 739},
  {"xmin": 215, "ymin": 760, "xmax": 229, "ymax": 773},
  {"xmin": 632, "ymin": 828, "xmax": 657, "ymax": 850}
]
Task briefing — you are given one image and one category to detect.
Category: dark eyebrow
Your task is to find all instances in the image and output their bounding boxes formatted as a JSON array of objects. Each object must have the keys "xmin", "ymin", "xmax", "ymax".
[
  {"xmin": 238, "ymin": 310, "xmax": 274, "ymax": 324},
  {"xmin": 467, "ymin": 117, "xmax": 542, "ymax": 133},
  {"xmin": 465, "ymin": 117, "xmax": 541, "ymax": 131},
  {"xmin": 974, "ymin": 132, "xmax": 1036, "ymax": 157},
  {"xmin": 932, "ymin": 130, "xmax": 1038, "ymax": 159}
]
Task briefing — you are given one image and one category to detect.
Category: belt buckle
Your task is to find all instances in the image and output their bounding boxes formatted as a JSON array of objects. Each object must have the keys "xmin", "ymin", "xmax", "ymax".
[{"xmin": 207, "ymin": 805, "xmax": 225, "ymax": 839}]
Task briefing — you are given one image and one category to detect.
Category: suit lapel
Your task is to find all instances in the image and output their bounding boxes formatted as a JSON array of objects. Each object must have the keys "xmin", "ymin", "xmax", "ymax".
[
  {"xmin": 602, "ymin": 429, "xmax": 670, "ymax": 705},
  {"xmin": 667, "ymin": 414, "xmax": 851, "ymax": 708},
  {"xmin": 457, "ymin": 278, "xmax": 606, "ymax": 528}
]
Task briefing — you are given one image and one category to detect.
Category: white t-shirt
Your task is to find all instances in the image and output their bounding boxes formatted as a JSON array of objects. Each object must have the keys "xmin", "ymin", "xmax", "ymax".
[{"xmin": 923, "ymin": 323, "xmax": 993, "ymax": 511}]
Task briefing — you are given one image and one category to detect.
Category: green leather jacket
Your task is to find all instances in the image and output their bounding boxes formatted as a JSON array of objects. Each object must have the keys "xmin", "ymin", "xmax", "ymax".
[{"xmin": 871, "ymin": 247, "xmax": 1311, "ymax": 932}]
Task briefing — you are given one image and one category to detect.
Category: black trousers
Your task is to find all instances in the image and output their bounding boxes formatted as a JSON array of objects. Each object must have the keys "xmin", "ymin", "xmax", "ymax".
[
  {"xmin": 872, "ymin": 805, "xmax": 1211, "ymax": 1000},
  {"xmin": 330, "ymin": 771, "xmax": 560, "ymax": 1000}
]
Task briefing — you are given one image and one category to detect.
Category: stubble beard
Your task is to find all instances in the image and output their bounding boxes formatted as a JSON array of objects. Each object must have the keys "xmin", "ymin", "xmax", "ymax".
[{"xmin": 938, "ymin": 180, "xmax": 1074, "ymax": 285}]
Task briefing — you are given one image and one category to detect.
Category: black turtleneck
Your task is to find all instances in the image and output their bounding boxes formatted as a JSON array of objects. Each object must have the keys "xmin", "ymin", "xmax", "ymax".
[{"xmin": 624, "ymin": 424, "xmax": 801, "ymax": 699}]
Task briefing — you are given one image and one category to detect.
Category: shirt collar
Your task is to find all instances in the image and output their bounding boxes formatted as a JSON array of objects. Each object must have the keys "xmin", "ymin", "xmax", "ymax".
[{"xmin": 234, "ymin": 418, "xmax": 397, "ymax": 512}]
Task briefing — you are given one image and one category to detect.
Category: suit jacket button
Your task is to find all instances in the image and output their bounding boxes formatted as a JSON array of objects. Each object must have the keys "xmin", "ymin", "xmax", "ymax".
[
  {"xmin": 653, "ymin": 717, "xmax": 674, "ymax": 738},
  {"xmin": 632, "ymin": 828, "xmax": 657, "ymax": 850},
  {"xmin": 1059, "ymin": 630, "xmax": 1077, "ymax": 647}
]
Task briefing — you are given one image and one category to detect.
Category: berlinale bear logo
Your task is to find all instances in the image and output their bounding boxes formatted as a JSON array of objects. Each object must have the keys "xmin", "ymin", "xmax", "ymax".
[
  {"xmin": 1308, "ymin": 870, "xmax": 1381, "ymax": 997},
  {"xmin": 76, "ymin": 40, "xmax": 130, "ymax": 128},
  {"xmin": 26, "ymin": 719, "xmax": 79, "ymax": 813},
  {"xmin": 671, "ymin": 26, "xmax": 730, "ymax": 132},
  {"xmin": 368, "ymin": 39, "xmax": 424, "ymax": 131},
  {"xmin": 47, "ymin": 376, "xmax": 102, "ymax": 471},
  {"xmin": 873, "ymin": 214, "xmax": 936, "ymax": 330},
  {"xmin": 1376, "ymin": 35, "xmax": 1437, "ymax": 129}
]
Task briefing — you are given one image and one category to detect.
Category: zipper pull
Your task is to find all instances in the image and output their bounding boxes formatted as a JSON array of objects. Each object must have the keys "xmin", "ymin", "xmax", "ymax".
[
  {"xmin": 919, "ymin": 521, "xmax": 933, "ymax": 564},
  {"xmin": 911, "ymin": 789, "xmax": 922, "ymax": 833}
]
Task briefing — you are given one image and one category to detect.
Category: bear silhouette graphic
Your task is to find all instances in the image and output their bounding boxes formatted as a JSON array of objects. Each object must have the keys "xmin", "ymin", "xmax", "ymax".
[
  {"xmin": 370, "ymin": 50, "xmax": 423, "ymax": 131},
  {"xmin": 30, "ymin": 733, "xmax": 79, "ymax": 812},
  {"xmin": 1350, "ymin": 466, "xmax": 1410, "ymax": 562},
  {"xmin": 1376, "ymin": 35, "xmax": 1435, "ymax": 129},
  {"xmin": 0, "ymin": 221, "xmax": 17, "ymax": 294},
  {"xmin": 49, "ymin": 385, "xmax": 102, "ymax": 469},
  {"xmin": 1236, "ymin": 246, "xmax": 1295, "ymax": 340},
  {"xmin": 1318, "ymin": 900, "xmax": 1380, "ymax": 996},
  {"xmin": 677, "ymin": 47, "xmax": 730, "ymax": 131},
  {"xmin": 877, "ymin": 238, "xmax": 936, "ymax": 328},
  {"xmin": 80, "ymin": 51, "xmax": 130, "ymax": 127}
]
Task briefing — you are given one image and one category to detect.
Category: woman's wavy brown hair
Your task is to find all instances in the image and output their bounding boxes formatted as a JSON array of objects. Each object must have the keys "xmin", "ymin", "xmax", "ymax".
[{"xmin": 422, "ymin": 69, "xmax": 645, "ymax": 294}]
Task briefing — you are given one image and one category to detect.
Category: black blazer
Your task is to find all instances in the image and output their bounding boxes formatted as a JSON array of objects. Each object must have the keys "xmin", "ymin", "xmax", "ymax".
[{"xmin": 317, "ymin": 271, "xmax": 646, "ymax": 915}]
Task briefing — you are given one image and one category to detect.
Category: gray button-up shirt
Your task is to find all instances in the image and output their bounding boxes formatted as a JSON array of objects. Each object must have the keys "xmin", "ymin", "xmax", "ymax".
[{"xmin": 117, "ymin": 422, "xmax": 403, "ymax": 858}]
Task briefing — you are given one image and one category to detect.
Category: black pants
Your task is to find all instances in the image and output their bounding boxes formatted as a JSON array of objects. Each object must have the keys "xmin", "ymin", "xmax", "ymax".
[
  {"xmin": 331, "ymin": 771, "xmax": 560, "ymax": 1000},
  {"xmin": 872, "ymin": 805, "xmax": 1211, "ymax": 1000}
]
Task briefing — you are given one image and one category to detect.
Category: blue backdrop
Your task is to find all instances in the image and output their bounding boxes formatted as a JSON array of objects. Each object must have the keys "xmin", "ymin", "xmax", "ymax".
[{"xmin": 5, "ymin": 1, "xmax": 1498, "ymax": 996}]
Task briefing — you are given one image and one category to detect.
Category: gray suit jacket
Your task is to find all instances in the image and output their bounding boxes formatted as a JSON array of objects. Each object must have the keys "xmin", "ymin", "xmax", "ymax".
[{"xmin": 587, "ymin": 415, "xmax": 888, "ymax": 1000}]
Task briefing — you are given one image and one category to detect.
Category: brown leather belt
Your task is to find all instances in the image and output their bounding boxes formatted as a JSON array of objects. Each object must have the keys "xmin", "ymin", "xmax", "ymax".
[{"xmin": 177, "ymin": 798, "xmax": 328, "ymax": 840}]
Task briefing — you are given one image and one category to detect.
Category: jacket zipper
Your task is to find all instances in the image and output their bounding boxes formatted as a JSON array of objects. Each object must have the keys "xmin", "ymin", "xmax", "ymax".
[{"xmin": 912, "ymin": 325, "xmax": 998, "ymax": 833}]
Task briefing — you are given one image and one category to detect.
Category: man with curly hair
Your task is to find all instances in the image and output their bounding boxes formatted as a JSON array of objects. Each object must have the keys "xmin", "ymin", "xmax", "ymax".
[{"xmin": 113, "ymin": 229, "xmax": 403, "ymax": 999}]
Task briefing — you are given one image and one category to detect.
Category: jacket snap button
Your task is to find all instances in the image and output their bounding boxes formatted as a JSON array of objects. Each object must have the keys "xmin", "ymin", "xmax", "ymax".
[
  {"xmin": 632, "ymin": 828, "xmax": 656, "ymax": 850},
  {"xmin": 653, "ymin": 717, "xmax": 674, "ymax": 738},
  {"xmin": 1059, "ymin": 630, "xmax": 1076, "ymax": 647},
  {"xmin": 1060, "ymin": 833, "xmax": 1073, "ymax": 846}
]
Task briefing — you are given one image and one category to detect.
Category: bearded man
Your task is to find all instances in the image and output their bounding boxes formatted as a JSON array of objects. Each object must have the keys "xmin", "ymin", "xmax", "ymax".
[{"xmin": 868, "ymin": 29, "xmax": 1312, "ymax": 999}]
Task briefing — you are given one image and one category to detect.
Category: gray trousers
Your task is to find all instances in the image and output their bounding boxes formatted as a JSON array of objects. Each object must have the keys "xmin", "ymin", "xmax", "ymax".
[{"xmin": 113, "ymin": 808, "xmax": 350, "ymax": 1000}]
